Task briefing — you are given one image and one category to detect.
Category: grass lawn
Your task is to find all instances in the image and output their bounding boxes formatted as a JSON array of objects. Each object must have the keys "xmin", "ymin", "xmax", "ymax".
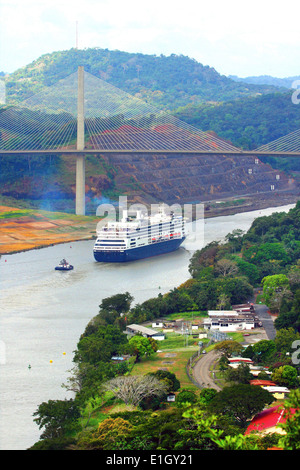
[
  {"xmin": 164, "ymin": 311, "xmax": 207, "ymax": 321},
  {"xmin": 131, "ymin": 331, "xmax": 200, "ymax": 390}
]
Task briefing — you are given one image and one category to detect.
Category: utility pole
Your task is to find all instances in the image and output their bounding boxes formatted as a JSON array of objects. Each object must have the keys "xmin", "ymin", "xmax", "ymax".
[{"xmin": 76, "ymin": 66, "xmax": 85, "ymax": 215}]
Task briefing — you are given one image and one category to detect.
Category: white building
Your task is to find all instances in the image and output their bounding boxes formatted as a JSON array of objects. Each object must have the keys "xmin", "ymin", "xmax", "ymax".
[
  {"xmin": 126, "ymin": 324, "xmax": 165, "ymax": 340},
  {"xmin": 208, "ymin": 310, "xmax": 239, "ymax": 317},
  {"xmin": 152, "ymin": 321, "xmax": 164, "ymax": 328},
  {"xmin": 204, "ymin": 314, "xmax": 256, "ymax": 332},
  {"xmin": 262, "ymin": 386, "xmax": 290, "ymax": 399}
]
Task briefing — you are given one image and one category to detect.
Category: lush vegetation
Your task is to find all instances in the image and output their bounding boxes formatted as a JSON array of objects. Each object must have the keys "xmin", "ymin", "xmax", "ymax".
[
  {"xmin": 174, "ymin": 93, "xmax": 300, "ymax": 173},
  {"xmin": 29, "ymin": 204, "xmax": 300, "ymax": 451},
  {"xmin": 4, "ymin": 48, "xmax": 281, "ymax": 108}
]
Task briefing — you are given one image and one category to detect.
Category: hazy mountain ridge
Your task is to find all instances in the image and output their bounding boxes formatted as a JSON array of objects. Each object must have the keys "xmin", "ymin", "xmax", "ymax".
[{"xmin": 229, "ymin": 74, "xmax": 300, "ymax": 89}]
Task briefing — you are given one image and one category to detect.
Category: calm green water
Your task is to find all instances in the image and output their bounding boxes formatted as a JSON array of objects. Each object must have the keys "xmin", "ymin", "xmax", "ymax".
[{"xmin": 0, "ymin": 204, "xmax": 294, "ymax": 449}]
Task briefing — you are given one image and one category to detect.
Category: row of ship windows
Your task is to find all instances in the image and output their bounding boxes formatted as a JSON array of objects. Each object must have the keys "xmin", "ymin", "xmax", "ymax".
[
  {"xmin": 100, "ymin": 227, "xmax": 184, "ymax": 236},
  {"xmin": 95, "ymin": 233, "xmax": 182, "ymax": 248},
  {"xmin": 98, "ymin": 232, "xmax": 182, "ymax": 242},
  {"xmin": 97, "ymin": 233, "xmax": 182, "ymax": 243},
  {"xmin": 100, "ymin": 222, "xmax": 183, "ymax": 234}
]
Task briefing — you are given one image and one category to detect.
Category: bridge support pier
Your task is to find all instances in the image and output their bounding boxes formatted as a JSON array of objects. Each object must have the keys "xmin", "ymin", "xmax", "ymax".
[
  {"xmin": 76, "ymin": 153, "xmax": 85, "ymax": 216},
  {"xmin": 76, "ymin": 66, "xmax": 85, "ymax": 216}
]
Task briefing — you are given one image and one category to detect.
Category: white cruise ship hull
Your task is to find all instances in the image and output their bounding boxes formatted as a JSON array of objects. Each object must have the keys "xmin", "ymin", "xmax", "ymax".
[{"xmin": 93, "ymin": 236, "xmax": 185, "ymax": 263}]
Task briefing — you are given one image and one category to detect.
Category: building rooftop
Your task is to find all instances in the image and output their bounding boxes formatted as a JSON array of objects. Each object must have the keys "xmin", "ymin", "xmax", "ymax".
[
  {"xmin": 126, "ymin": 324, "xmax": 160, "ymax": 336},
  {"xmin": 250, "ymin": 379, "xmax": 276, "ymax": 387},
  {"xmin": 245, "ymin": 406, "xmax": 296, "ymax": 435}
]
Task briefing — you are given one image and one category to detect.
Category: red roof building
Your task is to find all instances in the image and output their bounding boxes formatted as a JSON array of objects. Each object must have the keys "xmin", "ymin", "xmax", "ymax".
[
  {"xmin": 245, "ymin": 405, "xmax": 296, "ymax": 435},
  {"xmin": 250, "ymin": 379, "xmax": 276, "ymax": 387}
]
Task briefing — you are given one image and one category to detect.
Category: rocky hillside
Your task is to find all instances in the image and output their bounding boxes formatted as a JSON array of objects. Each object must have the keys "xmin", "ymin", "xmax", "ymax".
[
  {"xmin": 104, "ymin": 152, "xmax": 296, "ymax": 205},
  {"xmin": 1, "ymin": 149, "xmax": 297, "ymax": 215}
]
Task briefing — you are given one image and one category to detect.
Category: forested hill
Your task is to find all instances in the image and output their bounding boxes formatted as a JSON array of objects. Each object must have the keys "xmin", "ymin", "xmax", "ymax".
[
  {"xmin": 174, "ymin": 92, "xmax": 300, "ymax": 150},
  {"xmin": 174, "ymin": 92, "xmax": 300, "ymax": 173},
  {"xmin": 3, "ymin": 48, "xmax": 283, "ymax": 109}
]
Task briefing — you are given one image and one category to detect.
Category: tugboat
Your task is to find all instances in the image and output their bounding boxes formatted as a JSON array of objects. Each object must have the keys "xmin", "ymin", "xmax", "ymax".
[{"xmin": 55, "ymin": 259, "xmax": 74, "ymax": 271}]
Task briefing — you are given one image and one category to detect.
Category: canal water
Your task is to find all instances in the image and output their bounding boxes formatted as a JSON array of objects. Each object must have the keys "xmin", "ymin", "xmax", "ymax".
[{"xmin": 0, "ymin": 204, "xmax": 294, "ymax": 450}]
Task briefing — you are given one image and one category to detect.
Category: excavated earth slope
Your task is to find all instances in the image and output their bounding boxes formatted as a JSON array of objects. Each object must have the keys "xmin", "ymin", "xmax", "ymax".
[{"xmin": 103, "ymin": 152, "xmax": 297, "ymax": 204}]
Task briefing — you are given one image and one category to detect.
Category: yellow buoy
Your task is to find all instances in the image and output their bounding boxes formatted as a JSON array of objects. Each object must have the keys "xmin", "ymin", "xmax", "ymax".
[
  {"xmin": 49, "ymin": 360, "xmax": 53, "ymax": 363},
  {"xmin": 63, "ymin": 352, "xmax": 66, "ymax": 355}
]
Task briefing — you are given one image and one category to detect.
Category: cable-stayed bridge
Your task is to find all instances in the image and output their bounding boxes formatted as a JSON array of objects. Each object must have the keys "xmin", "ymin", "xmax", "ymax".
[{"xmin": 0, "ymin": 67, "xmax": 299, "ymax": 214}]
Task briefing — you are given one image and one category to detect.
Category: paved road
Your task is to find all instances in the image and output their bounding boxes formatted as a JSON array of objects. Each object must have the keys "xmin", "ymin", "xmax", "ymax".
[
  {"xmin": 254, "ymin": 303, "xmax": 277, "ymax": 340},
  {"xmin": 193, "ymin": 303, "xmax": 276, "ymax": 389},
  {"xmin": 193, "ymin": 350, "xmax": 221, "ymax": 390}
]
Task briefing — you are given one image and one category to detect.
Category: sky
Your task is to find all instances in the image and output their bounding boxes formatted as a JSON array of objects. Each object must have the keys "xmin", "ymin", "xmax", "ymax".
[{"xmin": 1, "ymin": 0, "xmax": 300, "ymax": 78}]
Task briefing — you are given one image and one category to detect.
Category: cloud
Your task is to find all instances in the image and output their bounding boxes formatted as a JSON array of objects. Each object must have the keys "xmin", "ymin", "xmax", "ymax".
[{"xmin": 0, "ymin": 0, "xmax": 300, "ymax": 76}]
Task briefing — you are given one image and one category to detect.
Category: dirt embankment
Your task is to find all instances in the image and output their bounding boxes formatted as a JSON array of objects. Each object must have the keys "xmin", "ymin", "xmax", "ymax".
[
  {"xmin": 0, "ymin": 191, "xmax": 298, "ymax": 255},
  {"xmin": 0, "ymin": 206, "xmax": 99, "ymax": 255}
]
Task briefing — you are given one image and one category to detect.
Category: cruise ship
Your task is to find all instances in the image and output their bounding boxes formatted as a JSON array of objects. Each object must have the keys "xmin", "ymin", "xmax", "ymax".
[{"xmin": 93, "ymin": 205, "xmax": 185, "ymax": 262}]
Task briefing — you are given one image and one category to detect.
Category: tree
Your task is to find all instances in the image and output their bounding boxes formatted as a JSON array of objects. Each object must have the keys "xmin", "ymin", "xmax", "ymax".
[
  {"xmin": 188, "ymin": 242, "xmax": 220, "ymax": 278},
  {"xmin": 176, "ymin": 389, "xmax": 198, "ymax": 407},
  {"xmin": 33, "ymin": 399, "xmax": 80, "ymax": 439},
  {"xmin": 74, "ymin": 325, "xmax": 128, "ymax": 365},
  {"xmin": 215, "ymin": 259, "xmax": 238, "ymax": 277},
  {"xmin": 271, "ymin": 365, "xmax": 298, "ymax": 388},
  {"xmin": 199, "ymin": 388, "xmax": 218, "ymax": 405},
  {"xmin": 128, "ymin": 335, "xmax": 157, "ymax": 361},
  {"xmin": 102, "ymin": 375, "xmax": 168, "ymax": 407},
  {"xmin": 225, "ymin": 363, "xmax": 252, "ymax": 384},
  {"xmin": 274, "ymin": 328, "xmax": 300, "ymax": 357},
  {"xmin": 77, "ymin": 417, "xmax": 133, "ymax": 450},
  {"xmin": 216, "ymin": 293, "xmax": 231, "ymax": 310},
  {"xmin": 234, "ymin": 257, "xmax": 260, "ymax": 285},
  {"xmin": 248, "ymin": 243, "xmax": 291, "ymax": 266},
  {"xmin": 215, "ymin": 276, "xmax": 253, "ymax": 305},
  {"xmin": 80, "ymin": 395, "xmax": 106, "ymax": 429},
  {"xmin": 208, "ymin": 384, "xmax": 274, "ymax": 427},
  {"xmin": 224, "ymin": 229, "xmax": 245, "ymax": 252},
  {"xmin": 150, "ymin": 370, "xmax": 180, "ymax": 393},
  {"xmin": 99, "ymin": 292, "xmax": 133, "ymax": 314},
  {"xmin": 214, "ymin": 340, "xmax": 243, "ymax": 358},
  {"xmin": 278, "ymin": 389, "xmax": 300, "ymax": 450},
  {"xmin": 74, "ymin": 335, "xmax": 112, "ymax": 364},
  {"xmin": 93, "ymin": 417, "xmax": 133, "ymax": 450},
  {"xmin": 252, "ymin": 339, "xmax": 276, "ymax": 364}
]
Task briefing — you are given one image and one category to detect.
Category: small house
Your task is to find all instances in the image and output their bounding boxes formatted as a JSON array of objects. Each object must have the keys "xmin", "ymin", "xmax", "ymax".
[
  {"xmin": 152, "ymin": 321, "xmax": 164, "ymax": 328},
  {"xmin": 262, "ymin": 386, "xmax": 290, "ymax": 400},
  {"xmin": 167, "ymin": 393, "xmax": 176, "ymax": 402}
]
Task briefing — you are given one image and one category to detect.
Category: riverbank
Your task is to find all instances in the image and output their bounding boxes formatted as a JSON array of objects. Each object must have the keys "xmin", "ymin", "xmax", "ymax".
[
  {"xmin": 0, "ymin": 192, "xmax": 298, "ymax": 255},
  {"xmin": 202, "ymin": 191, "xmax": 299, "ymax": 218},
  {"xmin": 0, "ymin": 206, "xmax": 99, "ymax": 255}
]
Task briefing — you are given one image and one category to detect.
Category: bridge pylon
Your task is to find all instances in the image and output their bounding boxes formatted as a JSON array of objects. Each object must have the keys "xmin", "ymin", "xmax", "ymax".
[{"xmin": 75, "ymin": 66, "xmax": 86, "ymax": 216}]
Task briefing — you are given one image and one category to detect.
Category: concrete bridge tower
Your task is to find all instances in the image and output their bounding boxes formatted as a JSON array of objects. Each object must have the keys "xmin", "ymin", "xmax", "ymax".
[{"xmin": 76, "ymin": 66, "xmax": 85, "ymax": 215}]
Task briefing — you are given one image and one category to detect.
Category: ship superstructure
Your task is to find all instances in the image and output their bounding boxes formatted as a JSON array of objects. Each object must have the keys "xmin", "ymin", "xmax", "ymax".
[{"xmin": 93, "ymin": 205, "xmax": 185, "ymax": 262}]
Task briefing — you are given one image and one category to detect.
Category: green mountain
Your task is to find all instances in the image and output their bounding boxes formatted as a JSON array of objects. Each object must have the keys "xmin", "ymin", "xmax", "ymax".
[{"xmin": 4, "ymin": 48, "xmax": 284, "ymax": 109}]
